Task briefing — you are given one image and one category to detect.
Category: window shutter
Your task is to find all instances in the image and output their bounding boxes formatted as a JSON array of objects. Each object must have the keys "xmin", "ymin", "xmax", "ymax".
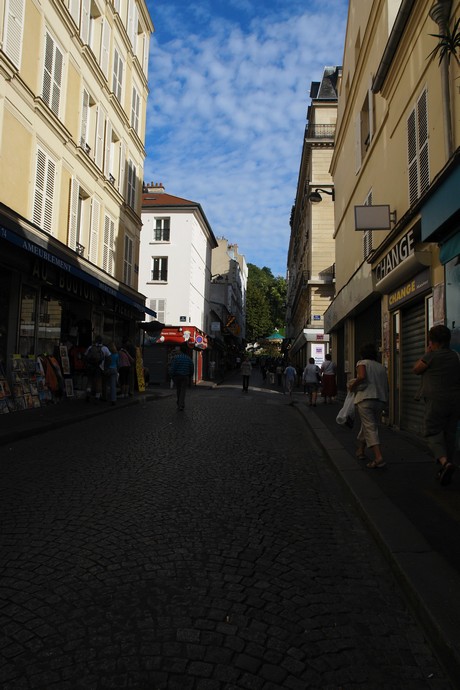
[
  {"xmin": 407, "ymin": 109, "xmax": 418, "ymax": 205},
  {"xmin": 104, "ymin": 120, "xmax": 112, "ymax": 178},
  {"xmin": 127, "ymin": 160, "xmax": 136, "ymax": 208},
  {"xmin": 368, "ymin": 84, "xmax": 374, "ymax": 142},
  {"xmin": 80, "ymin": 88, "xmax": 89, "ymax": 147},
  {"xmin": 68, "ymin": 177, "xmax": 79, "ymax": 250},
  {"xmin": 127, "ymin": 0, "xmax": 135, "ymax": 48},
  {"xmin": 4, "ymin": 0, "xmax": 25, "ymax": 69},
  {"xmin": 131, "ymin": 86, "xmax": 140, "ymax": 132},
  {"xmin": 42, "ymin": 32, "xmax": 54, "ymax": 108},
  {"xmin": 417, "ymin": 90, "xmax": 429, "ymax": 195},
  {"xmin": 119, "ymin": 141, "xmax": 126, "ymax": 196},
  {"xmin": 355, "ymin": 114, "xmax": 361, "ymax": 174},
  {"xmin": 33, "ymin": 147, "xmax": 55, "ymax": 234},
  {"xmin": 95, "ymin": 105, "xmax": 105, "ymax": 169},
  {"xmin": 103, "ymin": 214, "xmax": 114, "ymax": 274},
  {"xmin": 100, "ymin": 18, "xmax": 110, "ymax": 79},
  {"xmin": 68, "ymin": 0, "xmax": 80, "ymax": 26},
  {"xmin": 80, "ymin": 0, "xmax": 90, "ymax": 44},
  {"xmin": 124, "ymin": 234, "xmax": 133, "ymax": 285},
  {"xmin": 89, "ymin": 198, "xmax": 100, "ymax": 264},
  {"xmin": 142, "ymin": 33, "xmax": 149, "ymax": 78}
]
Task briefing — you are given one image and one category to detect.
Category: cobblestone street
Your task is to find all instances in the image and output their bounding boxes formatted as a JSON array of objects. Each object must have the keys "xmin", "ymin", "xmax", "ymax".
[{"xmin": 0, "ymin": 383, "xmax": 453, "ymax": 689}]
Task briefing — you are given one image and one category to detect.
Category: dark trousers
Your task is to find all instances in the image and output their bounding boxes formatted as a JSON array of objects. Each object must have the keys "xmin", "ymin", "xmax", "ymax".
[
  {"xmin": 242, "ymin": 375, "xmax": 250, "ymax": 391},
  {"xmin": 174, "ymin": 375, "xmax": 189, "ymax": 408}
]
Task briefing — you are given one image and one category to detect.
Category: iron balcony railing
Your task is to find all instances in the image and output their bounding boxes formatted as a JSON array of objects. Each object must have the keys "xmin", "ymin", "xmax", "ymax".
[{"xmin": 305, "ymin": 123, "xmax": 336, "ymax": 140}]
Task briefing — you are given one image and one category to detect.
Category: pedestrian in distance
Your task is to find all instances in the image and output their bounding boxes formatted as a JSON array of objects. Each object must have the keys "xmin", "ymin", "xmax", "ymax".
[
  {"xmin": 84, "ymin": 336, "xmax": 109, "ymax": 402},
  {"xmin": 302, "ymin": 358, "xmax": 321, "ymax": 407},
  {"xmin": 118, "ymin": 343, "xmax": 134, "ymax": 398},
  {"xmin": 348, "ymin": 343, "xmax": 389, "ymax": 469},
  {"xmin": 276, "ymin": 363, "xmax": 283, "ymax": 386},
  {"xmin": 413, "ymin": 324, "xmax": 460, "ymax": 486},
  {"xmin": 240, "ymin": 356, "xmax": 252, "ymax": 392},
  {"xmin": 105, "ymin": 342, "xmax": 119, "ymax": 405},
  {"xmin": 321, "ymin": 353, "xmax": 337, "ymax": 404},
  {"xmin": 284, "ymin": 362, "xmax": 297, "ymax": 396},
  {"xmin": 169, "ymin": 344, "xmax": 194, "ymax": 410}
]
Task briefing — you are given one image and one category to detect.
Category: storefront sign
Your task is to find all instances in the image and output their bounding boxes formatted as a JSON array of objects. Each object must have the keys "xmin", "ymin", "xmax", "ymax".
[
  {"xmin": 388, "ymin": 269, "xmax": 430, "ymax": 310},
  {"xmin": 375, "ymin": 229, "xmax": 415, "ymax": 283}
]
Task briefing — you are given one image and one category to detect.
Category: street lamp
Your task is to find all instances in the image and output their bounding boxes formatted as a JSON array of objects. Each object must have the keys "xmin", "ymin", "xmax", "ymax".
[{"xmin": 308, "ymin": 188, "xmax": 335, "ymax": 203}]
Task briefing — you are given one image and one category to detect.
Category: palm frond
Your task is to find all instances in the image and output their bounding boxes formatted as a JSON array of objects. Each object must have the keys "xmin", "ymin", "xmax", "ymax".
[{"xmin": 428, "ymin": 17, "xmax": 460, "ymax": 65}]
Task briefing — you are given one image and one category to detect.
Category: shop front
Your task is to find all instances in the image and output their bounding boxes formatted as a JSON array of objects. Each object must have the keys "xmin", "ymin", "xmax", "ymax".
[
  {"xmin": 141, "ymin": 325, "xmax": 209, "ymax": 385},
  {"xmin": 0, "ymin": 210, "xmax": 154, "ymax": 413}
]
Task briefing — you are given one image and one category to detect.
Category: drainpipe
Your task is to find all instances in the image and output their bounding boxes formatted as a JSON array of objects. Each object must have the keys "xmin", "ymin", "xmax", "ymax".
[{"xmin": 429, "ymin": 0, "xmax": 453, "ymax": 159}]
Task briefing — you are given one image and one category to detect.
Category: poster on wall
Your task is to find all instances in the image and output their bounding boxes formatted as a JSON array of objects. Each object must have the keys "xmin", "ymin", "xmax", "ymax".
[{"xmin": 313, "ymin": 345, "xmax": 325, "ymax": 366}]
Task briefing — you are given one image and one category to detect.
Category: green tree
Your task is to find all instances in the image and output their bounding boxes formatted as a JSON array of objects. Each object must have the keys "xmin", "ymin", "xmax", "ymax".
[{"xmin": 246, "ymin": 264, "xmax": 287, "ymax": 342}]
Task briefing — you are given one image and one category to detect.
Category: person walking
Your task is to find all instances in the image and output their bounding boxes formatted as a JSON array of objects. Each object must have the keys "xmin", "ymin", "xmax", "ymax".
[
  {"xmin": 240, "ymin": 357, "xmax": 252, "ymax": 393},
  {"xmin": 169, "ymin": 344, "xmax": 194, "ymax": 410},
  {"xmin": 84, "ymin": 336, "xmax": 109, "ymax": 402},
  {"xmin": 302, "ymin": 358, "xmax": 321, "ymax": 407},
  {"xmin": 276, "ymin": 363, "xmax": 283, "ymax": 386},
  {"xmin": 321, "ymin": 353, "xmax": 337, "ymax": 404},
  {"xmin": 284, "ymin": 363, "xmax": 297, "ymax": 396},
  {"xmin": 348, "ymin": 343, "xmax": 389, "ymax": 469},
  {"xmin": 413, "ymin": 325, "xmax": 460, "ymax": 486},
  {"xmin": 118, "ymin": 344, "xmax": 134, "ymax": 398},
  {"xmin": 105, "ymin": 342, "xmax": 119, "ymax": 405}
]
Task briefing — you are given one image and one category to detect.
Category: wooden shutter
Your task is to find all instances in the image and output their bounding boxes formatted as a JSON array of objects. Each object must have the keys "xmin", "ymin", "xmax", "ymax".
[
  {"xmin": 95, "ymin": 105, "xmax": 105, "ymax": 169},
  {"xmin": 417, "ymin": 90, "xmax": 429, "ymax": 195},
  {"xmin": 103, "ymin": 214, "xmax": 115, "ymax": 274},
  {"xmin": 104, "ymin": 120, "xmax": 112, "ymax": 178},
  {"xmin": 100, "ymin": 18, "xmax": 110, "ymax": 79},
  {"xmin": 119, "ymin": 141, "xmax": 126, "ymax": 196},
  {"xmin": 80, "ymin": 88, "xmax": 89, "ymax": 147},
  {"xmin": 68, "ymin": 0, "xmax": 80, "ymax": 26},
  {"xmin": 80, "ymin": 0, "xmax": 90, "ymax": 44},
  {"xmin": 33, "ymin": 147, "xmax": 55, "ymax": 234}
]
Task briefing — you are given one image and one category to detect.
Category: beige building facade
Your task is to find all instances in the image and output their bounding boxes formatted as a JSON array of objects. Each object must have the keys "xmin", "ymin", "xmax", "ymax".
[
  {"xmin": 0, "ymin": 0, "xmax": 154, "ymax": 399},
  {"xmin": 326, "ymin": 0, "xmax": 460, "ymax": 432},
  {"xmin": 286, "ymin": 67, "xmax": 339, "ymax": 368}
]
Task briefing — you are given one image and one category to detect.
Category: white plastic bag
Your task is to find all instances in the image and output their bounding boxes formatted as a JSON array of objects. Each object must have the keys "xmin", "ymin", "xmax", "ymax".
[{"xmin": 336, "ymin": 392, "xmax": 355, "ymax": 426}]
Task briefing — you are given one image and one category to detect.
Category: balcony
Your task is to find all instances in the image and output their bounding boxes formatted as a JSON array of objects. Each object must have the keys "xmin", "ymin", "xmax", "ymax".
[
  {"xmin": 76, "ymin": 243, "xmax": 85, "ymax": 257},
  {"xmin": 305, "ymin": 124, "xmax": 336, "ymax": 141}
]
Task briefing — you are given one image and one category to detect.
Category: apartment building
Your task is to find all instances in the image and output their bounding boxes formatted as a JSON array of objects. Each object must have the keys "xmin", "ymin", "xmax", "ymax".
[
  {"xmin": 286, "ymin": 67, "xmax": 339, "ymax": 368},
  {"xmin": 140, "ymin": 183, "xmax": 218, "ymax": 383},
  {"xmin": 0, "ymin": 0, "xmax": 154, "ymax": 399},
  {"xmin": 325, "ymin": 0, "xmax": 460, "ymax": 432}
]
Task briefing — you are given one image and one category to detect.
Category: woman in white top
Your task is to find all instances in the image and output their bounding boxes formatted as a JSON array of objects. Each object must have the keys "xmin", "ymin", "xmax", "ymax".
[
  {"xmin": 321, "ymin": 353, "xmax": 337, "ymax": 403},
  {"xmin": 348, "ymin": 343, "xmax": 389, "ymax": 469}
]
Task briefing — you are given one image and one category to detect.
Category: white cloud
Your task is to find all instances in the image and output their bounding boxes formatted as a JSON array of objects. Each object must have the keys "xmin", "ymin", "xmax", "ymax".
[{"xmin": 144, "ymin": 1, "xmax": 347, "ymax": 275}]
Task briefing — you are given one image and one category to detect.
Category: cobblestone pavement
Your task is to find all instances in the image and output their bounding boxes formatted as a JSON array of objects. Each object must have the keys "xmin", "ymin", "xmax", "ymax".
[{"xmin": 0, "ymin": 383, "xmax": 453, "ymax": 689}]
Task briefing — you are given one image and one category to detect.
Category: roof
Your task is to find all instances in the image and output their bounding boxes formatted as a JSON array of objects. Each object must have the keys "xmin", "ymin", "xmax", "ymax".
[
  {"xmin": 141, "ymin": 192, "xmax": 199, "ymax": 208},
  {"xmin": 310, "ymin": 66, "xmax": 341, "ymax": 101}
]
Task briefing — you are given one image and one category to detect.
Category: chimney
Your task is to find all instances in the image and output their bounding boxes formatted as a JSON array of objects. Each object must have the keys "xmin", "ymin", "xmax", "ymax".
[{"xmin": 143, "ymin": 182, "xmax": 166, "ymax": 194}]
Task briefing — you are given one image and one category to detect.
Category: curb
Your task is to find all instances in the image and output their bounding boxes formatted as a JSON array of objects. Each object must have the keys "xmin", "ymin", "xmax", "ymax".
[{"xmin": 296, "ymin": 403, "xmax": 460, "ymax": 689}]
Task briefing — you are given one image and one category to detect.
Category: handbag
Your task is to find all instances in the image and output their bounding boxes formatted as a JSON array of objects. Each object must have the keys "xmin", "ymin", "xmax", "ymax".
[{"xmin": 336, "ymin": 392, "xmax": 355, "ymax": 427}]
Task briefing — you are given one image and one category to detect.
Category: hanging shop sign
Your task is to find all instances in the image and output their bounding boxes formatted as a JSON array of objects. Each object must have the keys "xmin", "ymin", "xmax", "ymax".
[{"xmin": 375, "ymin": 229, "xmax": 415, "ymax": 283}]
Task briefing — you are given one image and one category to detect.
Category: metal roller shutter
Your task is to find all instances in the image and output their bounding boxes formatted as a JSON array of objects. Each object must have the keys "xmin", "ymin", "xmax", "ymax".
[{"xmin": 400, "ymin": 300, "xmax": 425, "ymax": 434}]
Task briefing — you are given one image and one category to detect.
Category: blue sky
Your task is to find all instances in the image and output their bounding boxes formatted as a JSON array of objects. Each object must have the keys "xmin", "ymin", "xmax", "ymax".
[{"xmin": 144, "ymin": 0, "xmax": 348, "ymax": 277}]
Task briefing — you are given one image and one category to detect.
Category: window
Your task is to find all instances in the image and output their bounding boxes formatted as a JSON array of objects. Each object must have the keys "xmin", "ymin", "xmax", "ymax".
[
  {"xmin": 100, "ymin": 17, "xmax": 110, "ymax": 79},
  {"xmin": 123, "ymin": 234, "xmax": 133, "ymax": 286},
  {"xmin": 127, "ymin": 0, "xmax": 139, "ymax": 51},
  {"xmin": 154, "ymin": 218, "xmax": 170, "ymax": 242},
  {"xmin": 80, "ymin": 87, "xmax": 96, "ymax": 153},
  {"xmin": 33, "ymin": 146, "xmax": 56, "ymax": 234},
  {"xmin": 42, "ymin": 31, "xmax": 64, "ymax": 117},
  {"xmin": 151, "ymin": 257, "xmax": 168, "ymax": 282},
  {"xmin": 407, "ymin": 89, "xmax": 429, "ymax": 205},
  {"xmin": 68, "ymin": 178, "xmax": 91, "ymax": 255},
  {"xmin": 89, "ymin": 198, "xmax": 100, "ymax": 264},
  {"xmin": 355, "ymin": 83, "xmax": 374, "ymax": 173},
  {"xmin": 149, "ymin": 298, "xmax": 165, "ymax": 323},
  {"xmin": 4, "ymin": 0, "xmax": 25, "ymax": 69},
  {"xmin": 127, "ymin": 160, "xmax": 136, "ymax": 209},
  {"xmin": 94, "ymin": 105, "xmax": 106, "ymax": 170},
  {"xmin": 131, "ymin": 85, "xmax": 140, "ymax": 134},
  {"xmin": 112, "ymin": 45, "xmax": 124, "ymax": 102},
  {"xmin": 102, "ymin": 213, "xmax": 115, "ymax": 275}
]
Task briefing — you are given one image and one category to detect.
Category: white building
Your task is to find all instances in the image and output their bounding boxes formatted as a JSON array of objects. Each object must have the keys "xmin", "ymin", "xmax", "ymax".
[{"xmin": 140, "ymin": 183, "xmax": 218, "ymax": 382}]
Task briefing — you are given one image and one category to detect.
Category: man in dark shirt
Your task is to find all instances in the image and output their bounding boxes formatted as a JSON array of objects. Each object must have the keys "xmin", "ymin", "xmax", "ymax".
[
  {"xmin": 169, "ymin": 344, "xmax": 194, "ymax": 410},
  {"xmin": 413, "ymin": 325, "xmax": 460, "ymax": 485}
]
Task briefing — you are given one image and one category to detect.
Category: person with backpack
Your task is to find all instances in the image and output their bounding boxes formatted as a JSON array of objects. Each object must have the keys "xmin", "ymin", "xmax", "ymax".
[{"xmin": 84, "ymin": 336, "xmax": 110, "ymax": 402}]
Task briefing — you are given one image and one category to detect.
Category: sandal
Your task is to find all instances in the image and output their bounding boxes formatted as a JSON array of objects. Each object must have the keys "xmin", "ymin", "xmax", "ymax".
[
  {"xmin": 438, "ymin": 462, "xmax": 455, "ymax": 486},
  {"xmin": 366, "ymin": 460, "xmax": 386, "ymax": 469}
]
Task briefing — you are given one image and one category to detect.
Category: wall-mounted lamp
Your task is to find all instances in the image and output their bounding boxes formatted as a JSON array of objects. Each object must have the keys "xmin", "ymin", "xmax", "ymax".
[{"xmin": 308, "ymin": 188, "xmax": 335, "ymax": 203}]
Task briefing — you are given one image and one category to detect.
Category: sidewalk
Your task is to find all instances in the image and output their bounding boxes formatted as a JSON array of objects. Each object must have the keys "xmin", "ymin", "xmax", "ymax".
[{"xmin": 1, "ymin": 377, "xmax": 460, "ymax": 685}]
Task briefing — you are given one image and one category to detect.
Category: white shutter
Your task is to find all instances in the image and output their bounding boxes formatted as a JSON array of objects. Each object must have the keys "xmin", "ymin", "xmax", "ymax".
[
  {"xmin": 142, "ymin": 33, "xmax": 149, "ymax": 78},
  {"xmin": 80, "ymin": 0, "xmax": 90, "ymax": 44},
  {"xmin": 127, "ymin": 160, "xmax": 136, "ymax": 208},
  {"xmin": 127, "ymin": 0, "xmax": 135, "ymax": 48},
  {"xmin": 51, "ymin": 44, "xmax": 63, "ymax": 117},
  {"xmin": 131, "ymin": 86, "xmax": 140, "ymax": 132},
  {"xmin": 368, "ymin": 84, "xmax": 374, "ymax": 142},
  {"xmin": 100, "ymin": 18, "xmax": 110, "ymax": 79},
  {"xmin": 104, "ymin": 120, "xmax": 112, "ymax": 177},
  {"xmin": 33, "ymin": 147, "xmax": 55, "ymax": 234},
  {"xmin": 119, "ymin": 141, "xmax": 126, "ymax": 196},
  {"xmin": 89, "ymin": 198, "xmax": 100, "ymax": 264},
  {"xmin": 124, "ymin": 234, "xmax": 133, "ymax": 285},
  {"xmin": 131, "ymin": 3, "xmax": 139, "ymax": 52},
  {"xmin": 80, "ymin": 88, "xmax": 89, "ymax": 147},
  {"xmin": 4, "ymin": 0, "xmax": 25, "ymax": 69},
  {"xmin": 68, "ymin": 177, "xmax": 79, "ymax": 250},
  {"xmin": 112, "ymin": 48, "xmax": 123, "ymax": 101},
  {"xmin": 68, "ymin": 0, "xmax": 80, "ymax": 27},
  {"xmin": 42, "ymin": 32, "xmax": 63, "ymax": 117},
  {"xmin": 103, "ymin": 215, "xmax": 115, "ymax": 275},
  {"xmin": 42, "ymin": 32, "xmax": 54, "ymax": 108},
  {"xmin": 95, "ymin": 105, "xmax": 105, "ymax": 169}
]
